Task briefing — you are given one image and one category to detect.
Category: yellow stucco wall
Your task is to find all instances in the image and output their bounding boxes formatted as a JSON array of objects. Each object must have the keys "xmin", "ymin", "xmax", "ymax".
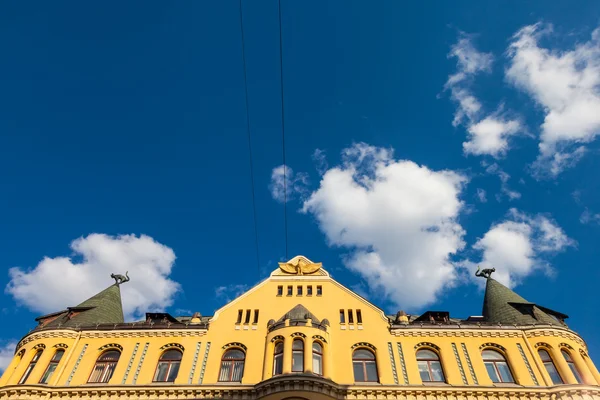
[{"xmin": 1, "ymin": 258, "xmax": 599, "ymax": 400}]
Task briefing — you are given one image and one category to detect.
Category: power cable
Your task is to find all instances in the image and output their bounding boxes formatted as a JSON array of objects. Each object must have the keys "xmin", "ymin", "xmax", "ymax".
[{"xmin": 277, "ymin": 0, "xmax": 289, "ymax": 260}]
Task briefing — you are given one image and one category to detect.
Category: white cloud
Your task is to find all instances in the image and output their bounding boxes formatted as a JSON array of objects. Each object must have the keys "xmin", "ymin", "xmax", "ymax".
[
  {"xmin": 580, "ymin": 208, "xmax": 600, "ymax": 224},
  {"xmin": 5, "ymin": 234, "xmax": 180, "ymax": 321},
  {"xmin": 269, "ymin": 165, "xmax": 309, "ymax": 203},
  {"xmin": 302, "ymin": 143, "xmax": 468, "ymax": 310},
  {"xmin": 506, "ymin": 24, "xmax": 600, "ymax": 174},
  {"xmin": 312, "ymin": 149, "xmax": 328, "ymax": 176},
  {"xmin": 215, "ymin": 284, "xmax": 249, "ymax": 304},
  {"xmin": 485, "ymin": 162, "xmax": 521, "ymax": 201},
  {"xmin": 467, "ymin": 209, "xmax": 574, "ymax": 287},
  {"xmin": 446, "ymin": 35, "xmax": 522, "ymax": 157},
  {"xmin": 0, "ymin": 341, "xmax": 17, "ymax": 374},
  {"xmin": 476, "ymin": 188, "xmax": 487, "ymax": 203}
]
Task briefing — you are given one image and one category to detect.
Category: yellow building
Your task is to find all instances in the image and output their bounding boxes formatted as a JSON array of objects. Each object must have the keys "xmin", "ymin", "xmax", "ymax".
[{"xmin": 1, "ymin": 256, "xmax": 599, "ymax": 400}]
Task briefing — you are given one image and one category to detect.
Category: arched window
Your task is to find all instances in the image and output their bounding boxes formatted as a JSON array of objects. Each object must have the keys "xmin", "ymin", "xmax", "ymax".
[
  {"xmin": 292, "ymin": 339, "xmax": 304, "ymax": 372},
  {"xmin": 88, "ymin": 350, "xmax": 120, "ymax": 383},
  {"xmin": 19, "ymin": 349, "xmax": 43, "ymax": 384},
  {"xmin": 482, "ymin": 349, "xmax": 514, "ymax": 383},
  {"xmin": 153, "ymin": 349, "xmax": 182, "ymax": 382},
  {"xmin": 538, "ymin": 349, "xmax": 563, "ymax": 384},
  {"xmin": 312, "ymin": 342, "xmax": 323, "ymax": 376},
  {"xmin": 39, "ymin": 349, "xmax": 65, "ymax": 384},
  {"xmin": 273, "ymin": 342, "xmax": 283, "ymax": 376},
  {"xmin": 416, "ymin": 349, "xmax": 445, "ymax": 382},
  {"xmin": 561, "ymin": 349, "xmax": 583, "ymax": 384},
  {"xmin": 352, "ymin": 348, "xmax": 378, "ymax": 382},
  {"xmin": 218, "ymin": 349, "xmax": 245, "ymax": 382}
]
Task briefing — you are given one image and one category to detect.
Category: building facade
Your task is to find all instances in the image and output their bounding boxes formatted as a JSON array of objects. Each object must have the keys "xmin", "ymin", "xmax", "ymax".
[{"xmin": 1, "ymin": 255, "xmax": 599, "ymax": 400}]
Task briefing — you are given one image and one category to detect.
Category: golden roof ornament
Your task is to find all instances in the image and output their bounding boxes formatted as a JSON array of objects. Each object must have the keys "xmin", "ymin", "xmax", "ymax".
[{"xmin": 278, "ymin": 256, "xmax": 322, "ymax": 275}]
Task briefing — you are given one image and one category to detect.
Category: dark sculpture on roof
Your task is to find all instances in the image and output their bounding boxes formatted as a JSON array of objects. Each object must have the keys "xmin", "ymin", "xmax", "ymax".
[
  {"xmin": 111, "ymin": 271, "xmax": 130, "ymax": 285},
  {"xmin": 475, "ymin": 266, "xmax": 495, "ymax": 279}
]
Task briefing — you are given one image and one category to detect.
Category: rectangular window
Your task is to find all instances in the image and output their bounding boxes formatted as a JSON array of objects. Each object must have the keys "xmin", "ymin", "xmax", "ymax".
[
  {"xmin": 253, "ymin": 309, "xmax": 259, "ymax": 324},
  {"xmin": 348, "ymin": 309, "xmax": 354, "ymax": 324},
  {"xmin": 356, "ymin": 309, "xmax": 362, "ymax": 324},
  {"xmin": 307, "ymin": 285, "xmax": 313, "ymax": 296},
  {"xmin": 340, "ymin": 309, "xmax": 346, "ymax": 323},
  {"xmin": 236, "ymin": 310, "xmax": 243, "ymax": 324},
  {"xmin": 317, "ymin": 286, "xmax": 322, "ymax": 296},
  {"xmin": 297, "ymin": 285, "xmax": 303, "ymax": 295},
  {"xmin": 244, "ymin": 309, "xmax": 251, "ymax": 324},
  {"xmin": 277, "ymin": 286, "xmax": 283, "ymax": 296},
  {"xmin": 287, "ymin": 286, "xmax": 293, "ymax": 296}
]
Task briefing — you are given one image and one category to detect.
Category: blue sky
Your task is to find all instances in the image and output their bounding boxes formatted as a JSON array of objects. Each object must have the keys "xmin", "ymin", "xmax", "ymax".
[{"xmin": 2, "ymin": 1, "xmax": 600, "ymax": 368}]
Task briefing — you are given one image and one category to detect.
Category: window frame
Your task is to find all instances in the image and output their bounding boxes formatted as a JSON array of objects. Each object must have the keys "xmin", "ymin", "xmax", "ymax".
[
  {"xmin": 538, "ymin": 348, "xmax": 563, "ymax": 384},
  {"xmin": 481, "ymin": 348, "xmax": 515, "ymax": 383},
  {"xmin": 88, "ymin": 350, "xmax": 121, "ymax": 384},
  {"xmin": 287, "ymin": 286, "xmax": 293, "ymax": 296},
  {"xmin": 218, "ymin": 348, "xmax": 246, "ymax": 382},
  {"xmin": 356, "ymin": 309, "xmax": 362, "ymax": 324},
  {"xmin": 292, "ymin": 339, "xmax": 304, "ymax": 372},
  {"xmin": 312, "ymin": 341, "xmax": 323, "ymax": 376},
  {"xmin": 416, "ymin": 348, "xmax": 445, "ymax": 382},
  {"xmin": 19, "ymin": 349, "xmax": 43, "ymax": 385},
  {"xmin": 277, "ymin": 286, "xmax": 283, "ymax": 296},
  {"xmin": 152, "ymin": 349, "xmax": 183, "ymax": 383},
  {"xmin": 307, "ymin": 285, "xmax": 313, "ymax": 296},
  {"xmin": 352, "ymin": 348, "xmax": 378, "ymax": 383},
  {"xmin": 39, "ymin": 349, "xmax": 65, "ymax": 384},
  {"xmin": 316, "ymin": 286, "xmax": 322, "ymax": 296},
  {"xmin": 561, "ymin": 349, "xmax": 583, "ymax": 384},
  {"xmin": 273, "ymin": 341, "xmax": 284, "ymax": 376}
]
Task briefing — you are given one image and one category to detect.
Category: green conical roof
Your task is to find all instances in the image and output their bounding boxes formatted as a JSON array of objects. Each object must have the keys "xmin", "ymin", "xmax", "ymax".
[
  {"xmin": 482, "ymin": 278, "xmax": 559, "ymax": 325},
  {"xmin": 38, "ymin": 284, "xmax": 125, "ymax": 328},
  {"xmin": 277, "ymin": 304, "xmax": 321, "ymax": 324}
]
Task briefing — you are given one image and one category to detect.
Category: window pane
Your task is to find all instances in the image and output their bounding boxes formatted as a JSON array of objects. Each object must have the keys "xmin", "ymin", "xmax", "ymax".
[
  {"xmin": 365, "ymin": 362, "xmax": 378, "ymax": 382},
  {"xmin": 353, "ymin": 349, "xmax": 375, "ymax": 360},
  {"xmin": 353, "ymin": 362, "xmax": 365, "ymax": 382},
  {"xmin": 40, "ymin": 364, "xmax": 57, "ymax": 384},
  {"xmin": 53, "ymin": 350, "xmax": 65, "ymax": 362},
  {"xmin": 103, "ymin": 362, "xmax": 116, "ymax": 383},
  {"xmin": 313, "ymin": 343, "xmax": 322, "ymax": 353},
  {"xmin": 88, "ymin": 364, "xmax": 104, "ymax": 383},
  {"xmin": 561, "ymin": 350, "xmax": 572, "ymax": 362},
  {"xmin": 232, "ymin": 361, "xmax": 244, "ymax": 382},
  {"xmin": 292, "ymin": 352, "xmax": 304, "ymax": 371},
  {"xmin": 568, "ymin": 364, "xmax": 583, "ymax": 384},
  {"xmin": 154, "ymin": 362, "xmax": 169, "ymax": 381},
  {"xmin": 313, "ymin": 354, "xmax": 322, "ymax": 375},
  {"xmin": 100, "ymin": 351, "xmax": 120, "ymax": 361},
  {"xmin": 161, "ymin": 350, "xmax": 182, "ymax": 361},
  {"xmin": 430, "ymin": 361, "xmax": 444, "ymax": 382},
  {"xmin": 539, "ymin": 349, "xmax": 551, "ymax": 362},
  {"xmin": 497, "ymin": 362, "xmax": 514, "ymax": 383},
  {"xmin": 32, "ymin": 351, "xmax": 42, "ymax": 362},
  {"xmin": 418, "ymin": 361, "xmax": 431, "ymax": 381},
  {"xmin": 485, "ymin": 362, "xmax": 500, "ymax": 383},
  {"xmin": 219, "ymin": 361, "xmax": 232, "ymax": 381},
  {"xmin": 223, "ymin": 349, "xmax": 244, "ymax": 360},
  {"xmin": 417, "ymin": 349, "xmax": 438, "ymax": 360},
  {"xmin": 545, "ymin": 362, "xmax": 563, "ymax": 384},
  {"xmin": 292, "ymin": 340, "xmax": 303, "ymax": 350},
  {"xmin": 274, "ymin": 343, "xmax": 283, "ymax": 354},
  {"xmin": 166, "ymin": 362, "xmax": 180, "ymax": 382},
  {"xmin": 273, "ymin": 354, "xmax": 283, "ymax": 375}
]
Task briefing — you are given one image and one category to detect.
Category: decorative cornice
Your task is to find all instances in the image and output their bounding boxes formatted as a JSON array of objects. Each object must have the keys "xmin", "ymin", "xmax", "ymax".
[
  {"xmin": 312, "ymin": 335, "xmax": 327, "ymax": 344},
  {"xmin": 414, "ymin": 342, "xmax": 440, "ymax": 351},
  {"xmin": 222, "ymin": 342, "xmax": 247, "ymax": 352},
  {"xmin": 98, "ymin": 343, "xmax": 123, "ymax": 352},
  {"xmin": 351, "ymin": 342, "xmax": 376, "ymax": 351},
  {"xmin": 159, "ymin": 343, "xmax": 184, "ymax": 351},
  {"xmin": 479, "ymin": 342, "xmax": 507, "ymax": 352}
]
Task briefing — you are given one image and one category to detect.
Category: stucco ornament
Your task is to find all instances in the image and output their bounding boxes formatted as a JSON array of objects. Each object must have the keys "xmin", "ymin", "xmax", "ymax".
[{"xmin": 278, "ymin": 256, "xmax": 322, "ymax": 275}]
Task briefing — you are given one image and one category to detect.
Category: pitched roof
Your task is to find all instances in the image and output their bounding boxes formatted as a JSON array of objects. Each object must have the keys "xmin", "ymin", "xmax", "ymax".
[
  {"xmin": 482, "ymin": 278, "xmax": 564, "ymax": 325},
  {"xmin": 277, "ymin": 304, "xmax": 321, "ymax": 324},
  {"xmin": 37, "ymin": 284, "xmax": 125, "ymax": 328}
]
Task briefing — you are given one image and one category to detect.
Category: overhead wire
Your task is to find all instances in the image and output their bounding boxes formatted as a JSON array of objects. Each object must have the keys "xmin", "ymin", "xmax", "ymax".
[
  {"xmin": 238, "ymin": 0, "xmax": 262, "ymax": 276},
  {"xmin": 277, "ymin": 0, "xmax": 289, "ymax": 260}
]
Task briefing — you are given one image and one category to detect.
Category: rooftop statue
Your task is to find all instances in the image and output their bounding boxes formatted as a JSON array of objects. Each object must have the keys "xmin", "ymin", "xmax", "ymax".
[
  {"xmin": 475, "ymin": 266, "xmax": 495, "ymax": 279},
  {"xmin": 279, "ymin": 257, "xmax": 322, "ymax": 275},
  {"xmin": 111, "ymin": 271, "xmax": 130, "ymax": 285}
]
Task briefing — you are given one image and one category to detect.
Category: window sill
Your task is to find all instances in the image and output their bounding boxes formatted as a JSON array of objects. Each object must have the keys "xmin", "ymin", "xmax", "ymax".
[
  {"xmin": 492, "ymin": 382, "xmax": 520, "ymax": 387},
  {"xmin": 421, "ymin": 381, "xmax": 449, "ymax": 386}
]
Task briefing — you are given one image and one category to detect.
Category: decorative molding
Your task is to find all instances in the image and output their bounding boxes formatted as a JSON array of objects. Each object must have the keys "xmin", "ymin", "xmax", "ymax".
[
  {"xmin": 53, "ymin": 343, "xmax": 68, "ymax": 349},
  {"xmin": 351, "ymin": 342, "xmax": 376, "ymax": 351},
  {"xmin": 16, "ymin": 349, "xmax": 25, "ymax": 357},
  {"xmin": 461, "ymin": 343, "xmax": 478, "ymax": 385},
  {"xmin": 270, "ymin": 335, "xmax": 284, "ymax": 343},
  {"xmin": 312, "ymin": 335, "xmax": 327, "ymax": 344},
  {"xmin": 414, "ymin": 342, "xmax": 440, "ymax": 351},
  {"xmin": 452, "ymin": 343, "xmax": 468, "ymax": 385},
  {"xmin": 121, "ymin": 342, "xmax": 139, "ymax": 384},
  {"xmin": 65, "ymin": 344, "xmax": 88, "ymax": 386},
  {"xmin": 159, "ymin": 343, "xmax": 184, "ymax": 351},
  {"xmin": 32, "ymin": 344, "xmax": 46, "ymax": 350},
  {"xmin": 290, "ymin": 332, "xmax": 307, "ymax": 339},
  {"xmin": 559, "ymin": 342, "xmax": 574, "ymax": 350},
  {"xmin": 525, "ymin": 329, "xmax": 586, "ymax": 349},
  {"xmin": 198, "ymin": 342, "xmax": 210, "ymax": 384},
  {"xmin": 580, "ymin": 349, "xmax": 589, "ymax": 358},
  {"xmin": 99, "ymin": 343, "xmax": 123, "ymax": 352},
  {"xmin": 517, "ymin": 343, "xmax": 539, "ymax": 386},
  {"xmin": 396, "ymin": 343, "xmax": 409, "ymax": 385},
  {"xmin": 387, "ymin": 342, "xmax": 398, "ymax": 384},
  {"xmin": 132, "ymin": 342, "xmax": 148, "ymax": 385},
  {"xmin": 479, "ymin": 342, "xmax": 507, "ymax": 352},
  {"xmin": 188, "ymin": 342, "xmax": 201, "ymax": 384},
  {"xmin": 222, "ymin": 342, "xmax": 247, "ymax": 352},
  {"xmin": 534, "ymin": 342, "xmax": 552, "ymax": 349}
]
